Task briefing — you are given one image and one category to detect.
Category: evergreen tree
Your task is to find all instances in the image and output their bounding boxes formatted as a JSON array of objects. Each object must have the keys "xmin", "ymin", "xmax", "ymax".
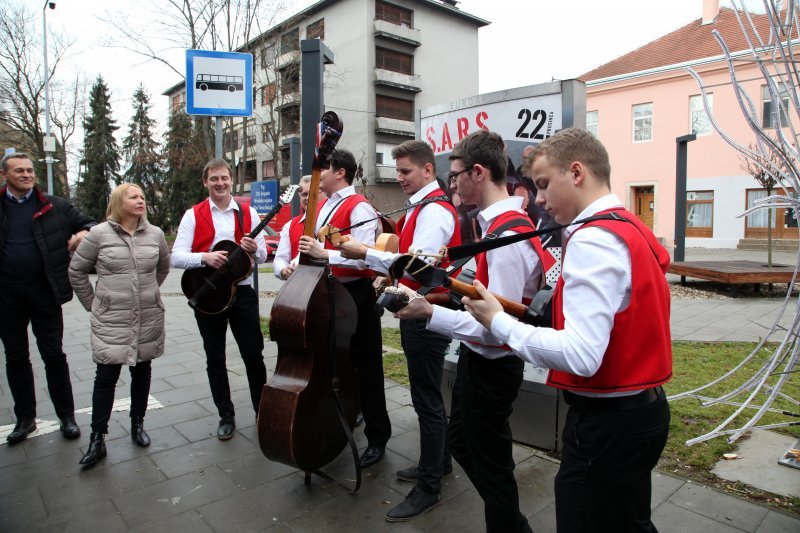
[
  {"xmin": 76, "ymin": 76, "xmax": 119, "ymax": 221},
  {"xmin": 161, "ymin": 109, "xmax": 208, "ymax": 231},
  {"xmin": 122, "ymin": 85, "xmax": 163, "ymax": 224}
]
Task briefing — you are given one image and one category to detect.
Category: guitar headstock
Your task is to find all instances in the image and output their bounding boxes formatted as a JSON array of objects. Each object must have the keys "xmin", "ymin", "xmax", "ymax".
[{"xmin": 279, "ymin": 184, "xmax": 300, "ymax": 206}]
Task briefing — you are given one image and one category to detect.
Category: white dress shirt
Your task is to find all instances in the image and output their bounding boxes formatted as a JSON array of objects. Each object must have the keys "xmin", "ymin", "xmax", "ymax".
[
  {"xmin": 273, "ymin": 214, "xmax": 304, "ymax": 279},
  {"xmin": 171, "ymin": 197, "xmax": 267, "ymax": 286},
  {"xmin": 427, "ymin": 196, "xmax": 542, "ymax": 360},
  {"xmin": 323, "ymin": 185, "xmax": 380, "ymax": 281},
  {"xmin": 364, "ymin": 181, "xmax": 455, "ymax": 277},
  {"xmin": 490, "ymin": 194, "xmax": 636, "ymax": 396}
]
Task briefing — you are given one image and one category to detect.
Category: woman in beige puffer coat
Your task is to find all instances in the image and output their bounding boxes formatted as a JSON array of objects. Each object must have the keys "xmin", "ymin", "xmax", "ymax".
[{"xmin": 69, "ymin": 183, "xmax": 170, "ymax": 468}]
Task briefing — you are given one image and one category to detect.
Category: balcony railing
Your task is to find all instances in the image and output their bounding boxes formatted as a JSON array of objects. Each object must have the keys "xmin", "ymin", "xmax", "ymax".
[
  {"xmin": 375, "ymin": 164, "xmax": 398, "ymax": 183},
  {"xmin": 374, "ymin": 19, "xmax": 421, "ymax": 47},
  {"xmin": 374, "ymin": 68, "xmax": 421, "ymax": 93},
  {"xmin": 375, "ymin": 116, "xmax": 415, "ymax": 137}
]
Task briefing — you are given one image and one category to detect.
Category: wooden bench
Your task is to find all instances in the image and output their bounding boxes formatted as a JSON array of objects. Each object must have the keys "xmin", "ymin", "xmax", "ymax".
[{"xmin": 668, "ymin": 260, "xmax": 797, "ymax": 296}]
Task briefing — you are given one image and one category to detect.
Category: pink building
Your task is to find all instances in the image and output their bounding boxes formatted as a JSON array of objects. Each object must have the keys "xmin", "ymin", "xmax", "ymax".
[{"xmin": 582, "ymin": 2, "xmax": 796, "ymax": 249}]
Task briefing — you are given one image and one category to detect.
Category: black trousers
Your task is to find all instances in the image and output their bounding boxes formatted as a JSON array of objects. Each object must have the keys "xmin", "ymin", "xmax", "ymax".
[
  {"xmin": 90, "ymin": 361, "xmax": 152, "ymax": 434},
  {"xmin": 194, "ymin": 285, "xmax": 267, "ymax": 417},
  {"xmin": 400, "ymin": 318, "xmax": 451, "ymax": 495},
  {"xmin": 555, "ymin": 388, "xmax": 670, "ymax": 533},
  {"xmin": 0, "ymin": 281, "xmax": 75, "ymax": 419},
  {"xmin": 448, "ymin": 345, "xmax": 531, "ymax": 533},
  {"xmin": 343, "ymin": 278, "xmax": 391, "ymax": 447}
]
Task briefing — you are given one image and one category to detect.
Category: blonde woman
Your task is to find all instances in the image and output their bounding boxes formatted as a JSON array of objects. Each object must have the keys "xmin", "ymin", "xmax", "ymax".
[{"xmin": 69, "ymin": 184, "xmax": 170, "ymax": 467}]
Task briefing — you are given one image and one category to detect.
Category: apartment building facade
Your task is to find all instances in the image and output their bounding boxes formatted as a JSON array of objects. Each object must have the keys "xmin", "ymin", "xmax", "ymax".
[
  {"xmin": 582, "ymin": 2, "xmax": 796, "ymax": 249},
  {"xmin": 164, "ymin": 0, "xmax": 487, "ymax": 208}
]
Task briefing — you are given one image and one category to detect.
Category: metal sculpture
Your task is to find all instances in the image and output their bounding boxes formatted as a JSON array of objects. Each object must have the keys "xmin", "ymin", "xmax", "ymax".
[{"xmin": 670, "ymin": 0, "xmax": 799, "ymax": 464}]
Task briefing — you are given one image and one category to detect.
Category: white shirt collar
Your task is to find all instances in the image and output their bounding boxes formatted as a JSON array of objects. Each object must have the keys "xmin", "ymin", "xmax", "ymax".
[
  {"xmin": 477, "ymin": 196, "xmax": 525, "ymax": 233},
  {"xmin": 564, "ymin": 193, "xmax": 623, "ymax": 239},
  {"xmin": 408, "ymin": 181, "xmax": 441, "ymax": 204},
  {"xmin": 328, "ymin": 185, "xmax": 356, "ymax": 202},
  {"xmin": 208, "ymin": 196, "xmax": 240, "ymax": 213}
]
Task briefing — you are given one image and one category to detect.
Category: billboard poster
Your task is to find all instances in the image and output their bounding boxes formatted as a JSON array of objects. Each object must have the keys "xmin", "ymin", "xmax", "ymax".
[{"xmin": 419, "ymin": 81, "xmax": 585, "ymax": 287}]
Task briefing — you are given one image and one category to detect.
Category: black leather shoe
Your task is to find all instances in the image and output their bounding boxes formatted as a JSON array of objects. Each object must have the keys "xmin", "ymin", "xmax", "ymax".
[
  {"xmin": 359, "ymin": 445, "xmax": 385, "ymax": 468},
  {"xmin": 385, "ymin": 487, "xmax": 442, "ymax": 522},
  {"xmin": 217, "ymin": 416, "xmax": 236, "ymax": 440},
  {"xmin": 355, "ymin": 411, "xmax": 364, "ymax": 427},
  {"xmin": 396, "ymin": 463, "xmax": 454, "ymax": 482},
  {"xmin": 79, "ymin": 432, "xmax": 106, "ymax": 468},
  {"xmin": 131, "ymin": 416, "xmax": 150, "ymax": 447},
  {"xmin": 7, "ymin": 417, "xmax": 36, "ymax": 444},
  {"xmin": 59, "ymin": 415, "xmax": 81, "ymax": 439}
]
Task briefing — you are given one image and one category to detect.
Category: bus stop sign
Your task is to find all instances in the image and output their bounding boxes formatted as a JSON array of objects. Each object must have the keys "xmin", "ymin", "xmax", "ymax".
[{"xmin": 185, "ymin": 49, "xmax": 253, "ymax": 117}]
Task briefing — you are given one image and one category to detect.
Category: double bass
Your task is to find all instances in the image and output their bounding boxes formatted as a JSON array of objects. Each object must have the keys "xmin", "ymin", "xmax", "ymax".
[{"xmin": 257, "ymin": 112, "xmax": 362, "ymax": 491}]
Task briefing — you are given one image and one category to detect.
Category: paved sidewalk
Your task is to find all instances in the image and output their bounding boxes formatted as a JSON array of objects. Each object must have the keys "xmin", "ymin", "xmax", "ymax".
[{"xmin": 0, "ymin": 249, "xmax": 798, "ymax": 532}]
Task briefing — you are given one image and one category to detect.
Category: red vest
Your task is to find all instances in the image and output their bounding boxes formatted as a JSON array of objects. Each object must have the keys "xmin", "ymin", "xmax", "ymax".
[
  {"xmin": 288, "ymin": 214, "xmax": 305, "ymax": 259},
  {"xmin": 190, "ymin": 199, "xmax": 253, "ymax": 253},
  {"xmin": 318, "ymin": 194, "xmax": 375, "ymax": 279},
  {"xmin": 469, "ymin": 210, "xmax": 546, "ymax": 351},
  {"xmin": 546, "ymin": 208, "xmax": 673, "ymax": 393},
  {"xmin": 395, "ymin": 188, "xmax": 461, "ymax": 291}
]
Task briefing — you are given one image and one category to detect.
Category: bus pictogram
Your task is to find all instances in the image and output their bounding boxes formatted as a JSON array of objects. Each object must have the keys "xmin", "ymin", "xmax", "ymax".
[{"xmin": 195, "ymin": 74, "xmax": 244, "ymax": 93}]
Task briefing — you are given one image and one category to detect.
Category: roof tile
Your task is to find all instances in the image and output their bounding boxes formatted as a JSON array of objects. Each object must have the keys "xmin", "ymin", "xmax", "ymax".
[{"xmin": 581, "ymin": 8, "xmax": 773, "ymax": 81}]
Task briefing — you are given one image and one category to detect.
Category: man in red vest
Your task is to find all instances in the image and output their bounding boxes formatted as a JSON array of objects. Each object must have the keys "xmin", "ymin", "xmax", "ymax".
[
  {"xmin": 397, "ymin": 130, "xmax": 544, "ymax": 533},
  {"xmin": 273, "ymin": 175, "xmax": 311, "ymax": 281},
  {"xmin": 464, "ymin": 128, "xmax": 672, "ymax": 532},
  {"xmin": 171, "ymin": 159, "xmax": 268, "ymax": 440},
  {"xmin": 337, "ymin": 140, "xmax": 460, "ymax": 522},
  {"xmin": 298, "ymin": 149, "xmax": 392, "ymax": 469}
]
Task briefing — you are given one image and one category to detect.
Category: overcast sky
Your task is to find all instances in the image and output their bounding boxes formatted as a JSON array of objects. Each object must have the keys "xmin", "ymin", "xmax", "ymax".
[{"xmin": 37, "ymin": 0, "xmax": 765, "ymax": 163}]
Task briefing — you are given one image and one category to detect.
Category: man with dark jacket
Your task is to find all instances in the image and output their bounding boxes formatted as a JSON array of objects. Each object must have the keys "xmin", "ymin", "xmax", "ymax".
[{"xmin": 0, "ymin": 152, "xmax": 96, "ymax": 443}]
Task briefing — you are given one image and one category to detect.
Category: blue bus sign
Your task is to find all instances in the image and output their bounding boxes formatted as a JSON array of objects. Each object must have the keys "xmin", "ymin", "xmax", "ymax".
[
  {"xmin": 250, "ymin": 181, "xmax": 279, "ymax": 216},
  {"xmin": 186, "ymin": 49, "xmax": 253, "ymax": 117}
]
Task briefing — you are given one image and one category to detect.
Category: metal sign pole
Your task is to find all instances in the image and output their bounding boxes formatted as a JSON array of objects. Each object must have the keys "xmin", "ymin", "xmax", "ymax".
[{"xmin": 215, "ymin": 117, "xmax": 223, "ymax": 160}]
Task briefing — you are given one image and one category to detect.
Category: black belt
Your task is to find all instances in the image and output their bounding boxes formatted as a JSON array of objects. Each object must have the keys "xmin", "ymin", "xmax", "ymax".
[{"xmin": 564, "ymin": 386, "xmax": 664, "ymax": 412}]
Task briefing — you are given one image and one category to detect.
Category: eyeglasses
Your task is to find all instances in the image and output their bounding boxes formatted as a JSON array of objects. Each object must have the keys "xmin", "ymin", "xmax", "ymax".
[{"xmin": 447, "ymin": 166, "xmax": 473, "ymax": 182}]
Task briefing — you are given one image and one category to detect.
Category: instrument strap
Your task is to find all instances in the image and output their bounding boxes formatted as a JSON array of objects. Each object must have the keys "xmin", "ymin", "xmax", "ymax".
[
  {"xmin": 317, "ymin": 197, "xmax": 348, "ymax": 234},
  {"xmin": 445, "ymin": 216, "xmax": 535, "ymax": 275},
  {"xmin": 233, "ymin": 200, "xmax": 246, "ymax": 239},
  {"xmin": 446, "ymin": 211, "xmax": 628, "ymax": 261}
]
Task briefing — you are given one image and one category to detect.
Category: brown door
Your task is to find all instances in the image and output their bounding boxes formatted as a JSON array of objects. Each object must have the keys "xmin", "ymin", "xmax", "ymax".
[{"xmin": 633, "ymin": 186, "xmax": 655, "ymax": 230}]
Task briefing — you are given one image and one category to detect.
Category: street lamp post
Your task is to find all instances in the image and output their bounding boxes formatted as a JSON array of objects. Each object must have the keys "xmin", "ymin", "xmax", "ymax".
[{"xmin": 42, "ymin": 1, "xmax": 56, "ymax": 195}]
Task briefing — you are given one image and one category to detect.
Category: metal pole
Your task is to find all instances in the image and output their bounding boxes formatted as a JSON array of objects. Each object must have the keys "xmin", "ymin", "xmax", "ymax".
[
  {"xmin": 283, "ymin": 136, "xmax": 301, "ymax": 216},
  {"xmin": 674, "ymin": 134, "xmax": 696, "ymax": 263},
  {"xmin": 42, "ymin": 1, "xmax": 54, "ymax": 195},
  {"xmin": 300, "ymin": 39, "xmax": 334, "ymax": 177},
  {"xmin": 215, "ymin": 117, "xmax": 223, "ymax": 160}
]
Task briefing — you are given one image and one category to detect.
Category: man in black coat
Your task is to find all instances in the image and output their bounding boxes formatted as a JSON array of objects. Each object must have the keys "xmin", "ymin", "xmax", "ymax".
[{"xmin": 0, "ymin": 153, "xmax": 96, "ymax": 443}]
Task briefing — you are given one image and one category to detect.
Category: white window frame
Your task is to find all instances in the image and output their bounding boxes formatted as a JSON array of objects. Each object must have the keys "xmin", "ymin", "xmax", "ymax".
[
  {"xmin": 762, "ymin": 82, "xmax": 790, "ymax": 129},
  {"xmin": 689, "ymin": 94, "xmax": 713, "ymax": 136},
  {"xmin": 586, "ymin": 110, "xmax": 599, "ymax": 137},
  {"xmin": 632, "ymin": 102, "xmax": 653, "ymax": 143}
]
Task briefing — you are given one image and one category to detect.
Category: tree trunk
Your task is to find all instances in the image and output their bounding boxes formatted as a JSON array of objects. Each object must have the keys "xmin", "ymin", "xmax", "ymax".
[{"xmin": 767, "ymin": 186, "xmax": 773, "ymax": 267}]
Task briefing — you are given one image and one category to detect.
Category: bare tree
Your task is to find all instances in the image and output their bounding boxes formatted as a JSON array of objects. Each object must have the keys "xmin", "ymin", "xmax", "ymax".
[
  {"xmin": 0, "ymin": 1, "xmax": 80, "ymax": 196},
  {"xmin": 739, "ymin": 140, "xmax": 796, "ymax": 266},
  {"xmin": 101, "ymin": 0, "xmax": 286, "ymax": 162}
]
